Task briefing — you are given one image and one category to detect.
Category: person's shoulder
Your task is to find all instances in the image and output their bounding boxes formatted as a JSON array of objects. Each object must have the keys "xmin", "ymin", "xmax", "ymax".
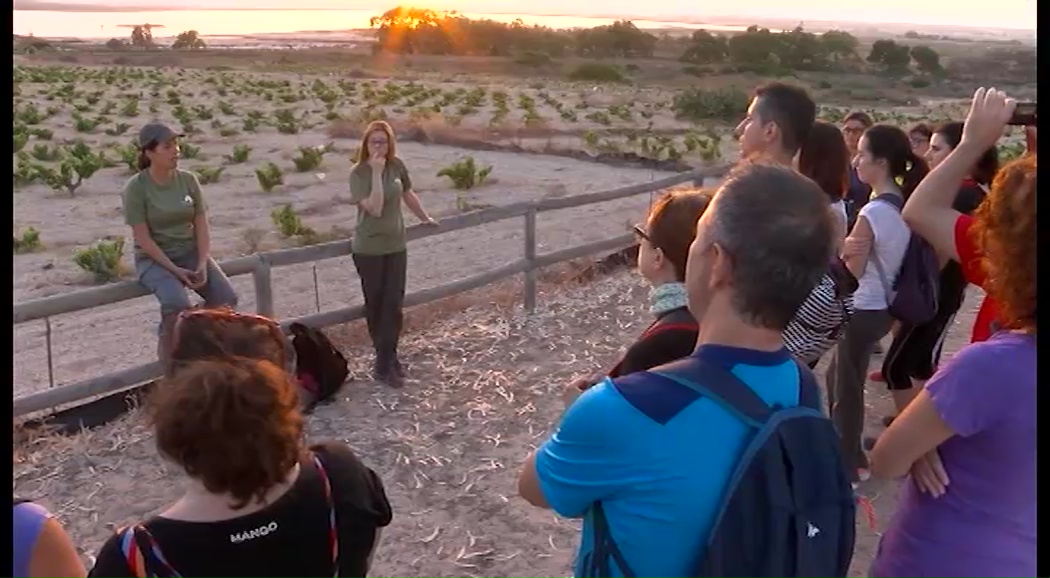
[
  {"xmin": 175, "ymin": 168, "xmax": 202, "ymax": 185},
  {"xmin": 608, "ymin": 365, "xmax": 706, "ymax": 426},
  {"xmin": 310, "ymin": 440, "xmax": 365, "ymax": 472},
  {"xmin": 350, "ymin": 162, "xmax": 369, "ymax": 176},
  {"xmin": 949, "ymin": 332, "xmax": 1036, "ymax": 369},
  {"xmin": 88, "ymin": 530, "xmax": 134, "ymax": 578},
  {"xmin": 391, "ymin": 156, "xmax": 409, "ymax": 170},
  {"xmin": 122, "ymin": 171, "xmax": 147, "ymax": 192}
]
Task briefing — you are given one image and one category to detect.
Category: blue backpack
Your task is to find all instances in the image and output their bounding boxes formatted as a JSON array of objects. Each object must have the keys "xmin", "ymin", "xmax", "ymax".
[
  {"xmin": 584, "ymin": 358, "xmax": 856, "ymax": 577},
  {"xmin": 869, "ymin": 193, "xmax": 940, "ymax": 325}
]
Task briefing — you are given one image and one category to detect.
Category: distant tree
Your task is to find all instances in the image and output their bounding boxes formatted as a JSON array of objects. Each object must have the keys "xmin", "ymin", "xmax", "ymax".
[
  {"xmin": 727, "ymin": 26, "xmax": 782, "ymax": 73},
  {"xmin": 172, "ymin": 30, "xmax": 207, "ymax": 50},
  {"xmin": 679, "ymin": 29, "xmax": 728, "ymax": 65},
  {"xmin": 820, "ymin": 30, "xmax": 859, "ymax": 63},
  {"xmin": 575, "ymin": 20, "xmax": 656, "ymax": 58},
  {"xmin": 105, "ymin": 38, "xmax": 126, "ymax": 50},
  {"xmin": 778, "ymin": 26, "xmax": 831, "ymax": 70},
  {"xmin": 910, "ymin": 45, "xmax": 942, "ymax": 74},
  {"xmin": 867, "ymin": 39, "xmax": 911, "ymax": 72},
  {"xmin": 128, "ymin": 25, "xmax": 155, "ymax": 49}
]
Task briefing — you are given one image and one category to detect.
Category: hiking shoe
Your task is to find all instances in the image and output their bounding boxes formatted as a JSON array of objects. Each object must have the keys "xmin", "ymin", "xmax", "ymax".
[
  {"xmin": 392, "ymin": 358, "xmax": 407, "ymax": 378},
  {"xmin": 382, "ymin": 370, "xmax": 404, "ymax": 389}
]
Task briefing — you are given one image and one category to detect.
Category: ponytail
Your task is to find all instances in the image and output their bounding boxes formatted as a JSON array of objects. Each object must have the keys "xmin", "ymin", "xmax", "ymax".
[
  {"xmin": 137, "ymin": 151, "xmax": 151, "ymax": 171},
  {"xmin": 897, "ymin": 152, "xmax": 929, "ymax": 200}
]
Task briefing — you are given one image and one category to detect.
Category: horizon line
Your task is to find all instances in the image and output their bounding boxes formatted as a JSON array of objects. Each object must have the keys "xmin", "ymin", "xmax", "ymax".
[{"xmin": 12, "ymin": 3, "xmax": 1038, "ymax": 33}]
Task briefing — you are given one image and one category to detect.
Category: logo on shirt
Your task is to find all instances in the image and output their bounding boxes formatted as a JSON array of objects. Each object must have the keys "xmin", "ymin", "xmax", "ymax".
[
  {"xmin": 230, "ymin": 521, "xmax": 278, "ymax": 543},
  {"xmin": 184, "ymin": 195, "xmax": 193, "ymax": 205},
  {"xmin": 806, "ymin": 522, "xmax": 821, "ymax": 538}
]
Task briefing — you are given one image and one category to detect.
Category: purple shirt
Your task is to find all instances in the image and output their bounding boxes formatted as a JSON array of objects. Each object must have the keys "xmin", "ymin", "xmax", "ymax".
[{"xmin": 871, "ymin": 332, "xmax": 1036, "ymax": 577}]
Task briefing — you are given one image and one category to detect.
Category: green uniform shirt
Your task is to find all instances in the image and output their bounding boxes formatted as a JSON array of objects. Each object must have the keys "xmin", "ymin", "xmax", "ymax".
[
  {"xmin": 349, "ymin": 157, "xmax": 412, "ymax": 255},
  {"xmin": 122, "ymin": 169, "xmax": 206, "ymax": 259}
]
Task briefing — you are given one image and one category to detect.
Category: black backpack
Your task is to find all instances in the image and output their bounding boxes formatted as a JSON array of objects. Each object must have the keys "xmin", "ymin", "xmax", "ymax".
[
  {"xmin": 289, "ymin": 323, "xmax": 349, "ymax": 411},
  {"xmin": 585, "ymin": 358, "xmax": 856, "ymax": 577}
]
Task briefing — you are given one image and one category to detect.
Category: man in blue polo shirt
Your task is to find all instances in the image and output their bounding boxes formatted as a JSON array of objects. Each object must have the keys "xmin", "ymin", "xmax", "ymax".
[{"xmin": 517, "ymin": 163, "xmax": 835, "ymax": 577}]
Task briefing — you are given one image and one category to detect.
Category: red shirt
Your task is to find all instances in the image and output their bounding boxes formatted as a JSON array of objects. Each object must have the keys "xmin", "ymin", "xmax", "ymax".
[{"xmin": 954, "ymin": 214, "xmax": 1001, "ymax": 343}]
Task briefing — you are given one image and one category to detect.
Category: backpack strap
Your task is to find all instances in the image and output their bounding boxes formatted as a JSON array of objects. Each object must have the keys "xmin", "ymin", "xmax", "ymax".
[
  {"xmin": 119, "ymin": 525, "xmax": 181, "ymax": 578},
  {"xmin": 652, "ymin": 357, "xmax": 773, "ymax": 427},
  {"xmin": 795, "ymin": 360, "xmax": 823, "ymax": 412},
  {"xmin": 866, "ymin": 193, "xmax": 905, "ymax": 309},
  {"xmin": 311, "ymin": 452, "xmax": 341, "ymax": 577},
  {"xmin": 588, "ymin": 502, "xmax": 637, "ymax": 578}
]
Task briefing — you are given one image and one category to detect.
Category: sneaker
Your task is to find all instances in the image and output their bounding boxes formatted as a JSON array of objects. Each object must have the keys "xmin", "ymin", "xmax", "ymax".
[{"xmin": 868, "ymin": 369, "xmax": 885, "ymax": 382}]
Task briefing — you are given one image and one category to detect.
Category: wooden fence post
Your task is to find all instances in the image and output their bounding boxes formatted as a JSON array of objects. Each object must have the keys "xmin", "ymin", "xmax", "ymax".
[
  {"xmin": 253, "ymin": 256, "xmax": 274, "ymax": 318},
  {"xmin": 524, "ymin": 208, "xmax": 537, "ymax": 314}
]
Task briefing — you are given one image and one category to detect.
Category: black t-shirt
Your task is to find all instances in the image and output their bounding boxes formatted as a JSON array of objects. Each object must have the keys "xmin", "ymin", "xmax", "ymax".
[
  {"xmin": 89, "ymin": 442, "xmax": 392, "ymax": 578},
  {"xmin": 608, "ymin": 307, "xmax": 698, "ymax": 377}
]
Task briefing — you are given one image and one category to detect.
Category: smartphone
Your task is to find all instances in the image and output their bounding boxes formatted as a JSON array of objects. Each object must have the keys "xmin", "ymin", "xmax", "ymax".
[{"xmin": 1008, "ymin": 102, "xmax": 1037, "ymax": 126}]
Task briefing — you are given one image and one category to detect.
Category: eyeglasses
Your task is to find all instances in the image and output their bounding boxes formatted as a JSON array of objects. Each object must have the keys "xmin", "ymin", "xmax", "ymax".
[{"xmin": 633, "ymin": 224, "xmax": 660, "ymax": 251}]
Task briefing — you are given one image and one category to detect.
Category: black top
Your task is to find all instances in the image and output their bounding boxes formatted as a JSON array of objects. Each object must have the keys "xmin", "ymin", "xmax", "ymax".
[
  {"xmin": 608, "ymin": 307, "xmax": 699, "ymax": 378},
  {"xmin": 937, "ymin": 182, "xmax": 987, "ymax": 315},
  {"xmin": 89, "ymin": 442, "xmax": 392, "ymax": 578}
]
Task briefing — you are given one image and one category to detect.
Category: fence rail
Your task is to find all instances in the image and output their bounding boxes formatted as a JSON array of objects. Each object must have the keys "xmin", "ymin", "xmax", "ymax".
[{"xmin": 13, "ymin": 165, "xmax": 727, "ymax": 417}]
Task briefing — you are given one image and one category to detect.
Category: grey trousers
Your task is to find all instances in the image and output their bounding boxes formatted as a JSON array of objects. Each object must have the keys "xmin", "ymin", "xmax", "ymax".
[
  {"xmin": 825, "ymin": 308, "xmax": 893, "ymax": 480},
  {"xmin": 136, "ymin": 248, "xmax": 239, "ymax": 319}
]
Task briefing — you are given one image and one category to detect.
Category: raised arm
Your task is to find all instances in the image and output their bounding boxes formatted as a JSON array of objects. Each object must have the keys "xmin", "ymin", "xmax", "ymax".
[{"xmin": 902, "ymin": 87, "xmax": 1018, "ymax": 262}]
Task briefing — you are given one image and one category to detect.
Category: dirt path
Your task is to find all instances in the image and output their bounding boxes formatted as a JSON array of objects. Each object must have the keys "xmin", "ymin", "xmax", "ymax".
[
  {"xmin": 14, "ymin": 268, "xmax": 983, "ymax": 576},
  {"xmin": 14, "ymin": 146, "xmax": 695, "ymax": 398}
]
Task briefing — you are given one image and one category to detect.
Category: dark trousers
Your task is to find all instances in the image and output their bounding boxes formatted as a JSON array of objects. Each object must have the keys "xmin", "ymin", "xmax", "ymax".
[
  {"xmin": 352, "ymin": 250, "xmax": 407, "ymax": 370},
  {"xmin": 826, "ymin": 309, "xmax": 893, "ymax": 480}
]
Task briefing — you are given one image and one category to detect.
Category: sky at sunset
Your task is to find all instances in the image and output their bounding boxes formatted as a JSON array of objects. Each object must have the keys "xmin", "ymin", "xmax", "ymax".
[{"xmin": 40, "ymin": 0, "xmax": 1038, "ymax": 30}]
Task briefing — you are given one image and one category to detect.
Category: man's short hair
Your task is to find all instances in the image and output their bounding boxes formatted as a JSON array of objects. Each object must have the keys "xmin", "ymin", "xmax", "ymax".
[
  {"xmin": 707, "ymin": 162, "xmax": 833, "ymax": 330},
  {"xmin": 752, "ymin": 82, "xmax": 817, "ymax": 156},
  {"xmin": 843, "ymin": 111, "xmax": 874, "ymax": 128}
]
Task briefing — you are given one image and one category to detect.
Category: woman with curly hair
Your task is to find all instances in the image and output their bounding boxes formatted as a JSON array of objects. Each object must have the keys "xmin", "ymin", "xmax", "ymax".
[
  {"xmin": 868, "ymin": 88, "xmax": 1036, "ymax": 577},
  {"xmin": 87, "ymin": 356, "xmax": 392, "ymax": 577}
]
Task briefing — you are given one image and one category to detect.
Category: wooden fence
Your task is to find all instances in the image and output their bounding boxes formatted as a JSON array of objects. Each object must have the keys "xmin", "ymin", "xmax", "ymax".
[{"xmin": 12, "ymin": 166, "xmax": 727, "ymax": 418}]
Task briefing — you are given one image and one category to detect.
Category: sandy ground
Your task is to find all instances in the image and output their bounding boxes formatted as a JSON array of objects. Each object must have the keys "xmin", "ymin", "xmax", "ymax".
[{"xmin": 13, "ymin": 267, "xmax": 984, "ymax": 577}]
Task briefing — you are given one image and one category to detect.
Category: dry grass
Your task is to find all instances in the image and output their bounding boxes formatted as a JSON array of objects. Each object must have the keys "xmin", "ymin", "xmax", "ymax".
[{"xmin": 12, "ymin": 260, "xmax": 987, "ymax": 576}]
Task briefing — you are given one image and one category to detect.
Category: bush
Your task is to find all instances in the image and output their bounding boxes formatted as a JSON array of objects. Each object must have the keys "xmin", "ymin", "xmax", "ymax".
[
  {"xmin": 568, "ymin": 63, "xmax": 628, "ymax": 83},
  {"xmin": 224, "ymin": 144, "xmax": 252, "ymax": 164},
  {"xmin": 255, "ymin": 162, "xmax": 284, "ymax": 192},
  {"xmin": 292, "ymin": 146, "xmax": 325, "ymax": 172},
  {"xmin": 196, "ymin": 166, "xmax": 224, "ymax": 184},
  {"xmin": 672, "ymin": 88, "xmax": 749, "ymax": 122},
  {"xmin": 437, "ymin": 156, "xmax": 492, "ymax": 190},
  {"xmin": 13, "ymin": 227, "xmax": 42, "ymax": 254},
  {"xmin": 73, "ymin": 237, "xmax": 126, "ymax": 282},
  {"xmin": 36, "ymin": 143, "xmax": 104, "ymax": 196},
  {"xmin": 181, "ymin": 143, "xmax": 201, "ymax": 159},
  {"xmin": 270, "ymin": 204, "xmax": 315, "ymax": 238}
]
